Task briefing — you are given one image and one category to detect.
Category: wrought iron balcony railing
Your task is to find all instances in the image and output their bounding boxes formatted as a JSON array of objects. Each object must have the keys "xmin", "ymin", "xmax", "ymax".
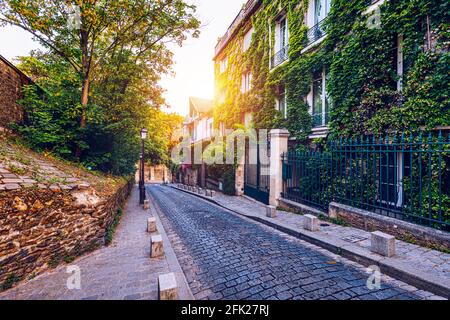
[
  {"xmin": 306, "ymin": 19, "xmax": 327, "ymax": 47},
  {"xmin": 312, "ymin": 112, "xmax": 329, "ymax": 127},
  {"xmin": 271, "ymin": 45, "xmax": 289, "ymax": 69}
]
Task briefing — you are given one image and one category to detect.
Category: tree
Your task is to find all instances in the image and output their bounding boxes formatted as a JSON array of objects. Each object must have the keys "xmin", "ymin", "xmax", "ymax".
[{"xmin": 1, "ymin": 0, "xmax": 199, "ymax": 156}]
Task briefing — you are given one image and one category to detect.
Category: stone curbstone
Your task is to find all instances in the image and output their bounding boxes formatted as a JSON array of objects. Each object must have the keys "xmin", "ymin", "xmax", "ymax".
[
  {"xmin": 371, "ymin": 231, "xmax": 396, "ymax": 257},
  {"xmin": 150, "ymin": 235, "xmax": 164, "ymax": 258},
  {"xmin": 147, "ymin": 217, "xmax": 157, "ymax": 233},
  {"xmin": 303, "ymin": 214, "xmax": 319, "ymax": 231},
  {"xmin": 158, "ymin": 273, "xmax": 178, "ymax": 300}
]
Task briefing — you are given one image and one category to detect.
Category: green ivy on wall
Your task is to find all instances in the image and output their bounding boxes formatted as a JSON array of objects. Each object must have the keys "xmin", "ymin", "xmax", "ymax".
[{"xmin": 214, "ymin": 0, "xmax": 449, "ymax": 144}]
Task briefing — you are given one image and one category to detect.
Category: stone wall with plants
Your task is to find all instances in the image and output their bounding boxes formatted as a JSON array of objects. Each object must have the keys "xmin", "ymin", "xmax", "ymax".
[
  {"xmin": 0, "ymin": 57, "xmax": 31, "ymax": 129},
  {"xmin": 214, "ymin": 0, "xmax": 449, "ymax": 143},
  {"xmin": 0, "ymin": 179, "xmax": 133, "ymax": 290}
]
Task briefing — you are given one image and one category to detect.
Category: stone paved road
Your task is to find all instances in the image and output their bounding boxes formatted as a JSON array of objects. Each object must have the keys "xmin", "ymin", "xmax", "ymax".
[{"xmin": 148, "ymin": 185, "xmax": 439, "ymax": 300}]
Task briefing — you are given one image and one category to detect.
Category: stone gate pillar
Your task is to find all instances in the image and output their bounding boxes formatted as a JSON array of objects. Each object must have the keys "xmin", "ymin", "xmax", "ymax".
[{"xmin": 269, "ymin": 129, "xmax": 290, "ymax": 206}]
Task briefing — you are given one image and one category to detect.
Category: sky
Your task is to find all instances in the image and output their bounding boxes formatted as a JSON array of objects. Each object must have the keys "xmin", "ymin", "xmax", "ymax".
[{"xmin": 0, "ymin": 0, "xmax": 246, "ymax": 117}]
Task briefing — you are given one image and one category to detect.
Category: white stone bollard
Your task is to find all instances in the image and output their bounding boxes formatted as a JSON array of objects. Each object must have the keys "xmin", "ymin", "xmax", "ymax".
[
  {"xmin": 147, "ymin": 217, "xmax": 157, "ymax": 233},
  {"xmin": 266, "ymin": 205, "xmax": 277, "ymax": 218},
  {"xmin": 158, "ymin": 273, "xmax": 178, "ymax": 300},
  {"xmin": 303, "ymin": 214, "xmax": 319, "ymax": 231},
  {"xmin": 371, "ymin": 231, "xmax": 396, "ymax": 257},
  {"xmin": 150, "ymin": 235, "xmax": 164, "ymax": 258},
  {"xmin": 211, "ymin": 191, "xmax": 216, "ymax": 197}
]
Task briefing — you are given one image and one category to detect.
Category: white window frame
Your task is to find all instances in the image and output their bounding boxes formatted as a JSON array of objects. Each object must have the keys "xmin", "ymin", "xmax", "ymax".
[
  {"xmin": 241, "ymin": 72, "xmax": 252, "ymax": 93},
  {"xmin": 310, "ymin": 68, "xmax": 329, "ymax": 127},
  {"xmin": 243, "ymin": 27, "xmax": 254, "ymax": 52},
  {"xmin": 219, "ymin": 56, "xmax": 228, "ymax": 74},
  {"xmin": 275, "ymin": 15, "xmax": 289, "ymax": 53},
  {"xmin": 397, "ymin": 34, "xmax": 404, "ymax": 92},
  {"xmin": 276, "ymin": 85, "xmax": 287, "ymax": 118},
  {"xmin": 378, "ymin": 152, "xmax": 404, "ymax": 208}
]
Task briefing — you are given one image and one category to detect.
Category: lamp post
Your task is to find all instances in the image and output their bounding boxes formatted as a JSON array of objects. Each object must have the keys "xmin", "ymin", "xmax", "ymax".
[{"xmin": 139, "ymin": 128, "xmax": 148, "ymax": 205}]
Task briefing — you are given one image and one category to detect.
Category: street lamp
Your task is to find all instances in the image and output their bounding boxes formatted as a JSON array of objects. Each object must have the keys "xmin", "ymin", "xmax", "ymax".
[{"xmin": 139, "ymin": 128, "xmax": 148, "ymax": 205}]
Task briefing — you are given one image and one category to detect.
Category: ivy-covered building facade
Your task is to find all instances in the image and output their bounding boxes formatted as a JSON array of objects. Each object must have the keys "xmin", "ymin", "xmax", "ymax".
[
  {"xmin": 213, "ymin": 0, "xmax": 449, "ymax": 140},
  {"xmin": 209, "ymin": 0, "xmax": 449, "ymax": 236}
]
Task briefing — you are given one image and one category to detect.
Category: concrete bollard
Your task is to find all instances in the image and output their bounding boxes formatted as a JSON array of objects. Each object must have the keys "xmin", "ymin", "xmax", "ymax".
[
  {"xmin": 150, "ymin": 235, "xmax": 164, "ymax": 258},
  {"xmin": 371, "ymin": 231, "xmax": 396, "ymax": 257},
  {"xmin": 205, "ymin": 189, "xmax": 212, "ymax": 197},
  {"xmin": 266, "ymin": 205, "xmax": 277, "ymax": 218},
  {"xmin": 147, "ymin": 217, "xmax": 157, "ymax": 233},
  {"xmin": 303, "ymin": 214, "xmax": 319, "ymax": 231},
  {"xmin": 143, "ymin": 200, "xmax": 150, "ymax": 210},
  {"xmin": 211, "ymin": 191, "xmax": 216, "ymax": 197},
  {"xmin": 198, "ymin": 188, "xmax": 204, "ymax": 195},
  {"xmin": 158, "ymin": 273, "xmax": 178, "ymax": 300}
]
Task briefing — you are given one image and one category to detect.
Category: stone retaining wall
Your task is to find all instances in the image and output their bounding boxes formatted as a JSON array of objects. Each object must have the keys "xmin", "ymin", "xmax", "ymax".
[
  {"xmin": 329, "ymin": 202, "xmax": 450, "ymax": 251},
  {"xmin": 0, "ymin": 179, "xmax": 133, "ymax": 286}
]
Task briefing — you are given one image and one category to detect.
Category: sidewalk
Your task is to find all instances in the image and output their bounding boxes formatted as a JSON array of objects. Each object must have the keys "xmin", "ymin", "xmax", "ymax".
[
  {"xmin": 0, "ymin": 186, "xmax": 191, "ymax": 300},
  {"xmin": 172, "ymin": 185, "xmax": 450, "ymax": 299}
]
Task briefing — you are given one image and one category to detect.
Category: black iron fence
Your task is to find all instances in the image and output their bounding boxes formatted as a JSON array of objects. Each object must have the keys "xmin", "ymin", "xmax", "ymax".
[{"xmin": 282, "ymin": 131, "xmax": 450, "ymax": 231}]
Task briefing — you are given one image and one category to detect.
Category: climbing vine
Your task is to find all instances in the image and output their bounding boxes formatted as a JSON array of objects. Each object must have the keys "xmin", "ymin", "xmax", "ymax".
[{"xmin": 213, "ymin": 0, "xmax": 449, "ymax": 143}]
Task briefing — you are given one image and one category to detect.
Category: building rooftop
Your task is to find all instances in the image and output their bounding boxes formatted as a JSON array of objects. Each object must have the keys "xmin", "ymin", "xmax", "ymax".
[
  {"xmin": 189, "ymin": 97, "xmax": 213, "ymax": 114},
  {"xmin": 214, "ymin": 0, "xmax": 262, "ymax": 60}
]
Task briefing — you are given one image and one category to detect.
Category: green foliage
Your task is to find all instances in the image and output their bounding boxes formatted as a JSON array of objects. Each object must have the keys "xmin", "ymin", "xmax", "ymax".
[
  {"xmin": 0, "ymin": 274, "xmax": 20, "ymax": 292},
  {"xmin": 105, "ymin": 208, "xmax": 124, "ymax": 246},
  {"xmin": 214, "ymin": 0, "xmax": 449, "ymax": 141},
  {"xmin": 2, "ymin": 0, "xmax": 198, "ymax": 175},
  {"xmin": 222, "ymin": 166, "xmax": 236, "ymax": 196}
]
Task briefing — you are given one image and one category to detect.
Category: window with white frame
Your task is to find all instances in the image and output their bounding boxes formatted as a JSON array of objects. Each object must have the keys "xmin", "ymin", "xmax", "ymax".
[
  {"xmin": 243, "ymin": 27, "xmax": 254, "ymax": 52},
  {"xmin": 276, "ymin": 84, "xmax": 287, "ymax": 118},
  {"xmin": 396, "ymin": 34, "xmax": 404, "ymax": 91},
  {"xmin": 244, "ymin": 112, "xmax": 253, "ymax": 128},
  {"xmin": 314, "ymin": 0, "xmax": 331, "ymax": 25},
  {"xmin": 311, "ymin": 69, "xmax": 329, "ymax": 127},
  {"xmin": 217, "ymin": 89, "xmax": 226, "ymax": 104},
  {"xmin": 241, "ymin": 72, "xmax": 252, "ymax": 93},
  {"xmin": 219, "ymin": 56, "xmax": 228, "ymax": 74},
  {"xmin": 275, "ymin": 16, "xmax": 288, "ymax": 53}
]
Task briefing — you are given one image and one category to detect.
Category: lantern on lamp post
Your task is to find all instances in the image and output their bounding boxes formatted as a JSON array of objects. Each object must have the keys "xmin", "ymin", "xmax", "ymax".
[{"xmin": 139, "ymin": 128, "xmax": 148, "ymax": 204}]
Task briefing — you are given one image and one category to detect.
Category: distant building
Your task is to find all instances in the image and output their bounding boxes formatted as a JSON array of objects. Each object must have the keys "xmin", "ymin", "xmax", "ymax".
[
  {"xmin": 183, "ymin": 97, "xmax": 214, "ymax": 143},
  {"xmin": 180, "ymin": 97, "xmax": 214, "ymax": 187}
]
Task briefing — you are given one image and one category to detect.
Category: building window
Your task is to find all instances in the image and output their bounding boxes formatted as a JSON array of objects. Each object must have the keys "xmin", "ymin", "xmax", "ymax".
[
  {"xmin": 312, "ymin": 69, "xmax": 329, "ymax": 127},
  {"xmin": 241, "ymin": 72, "xmax": 252, "ymax": 93},
  {"xmin": 244, "ymin": 112, "xmax": 253, "ymax": 128},
  {"xmin": 219, "ymin": 56, "xmax": 228, "ymax": 74},
  {"xmin": 217, "ymin": 89, "xmax": 226, "ymax": 104},
  {"xmin": 243, "ymin": 27, "xmax": 254, "ymax": 52},
  {"xmin": 396, "ymin": 35, "xmax": 404, "ymax": 92},
  {"xmin": 379, "ymin": 152, "xmax": 408, "ymax": 207},
  {"xmin": 314, "ymin": 0, "xmax": 331, "ymax": 25},
  {"xmin": 306, "ymin": 0, "xmax": 331, "ymax": 46},
  {"xmin": 271, "ymin": 16, "xmax": 289, "ymax": 69},
  {"xmin": 276, "ymin": 84, "xmax": 287, "ymax": 118}
]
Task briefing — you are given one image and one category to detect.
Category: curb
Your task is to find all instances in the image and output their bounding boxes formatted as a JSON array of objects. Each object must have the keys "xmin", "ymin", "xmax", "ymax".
[
  {"xmin": 170, "ymin": 185, "xmax": 450, "ymax": 299},
  {"xmin": 145, "ymin": 186, "xmax": 195, "ymax": 300}
]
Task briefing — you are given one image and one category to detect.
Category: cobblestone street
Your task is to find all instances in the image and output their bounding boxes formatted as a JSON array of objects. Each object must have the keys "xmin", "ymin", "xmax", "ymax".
[{"xmin": 148, "ymin": 185, "xmax": 441, "ymax": 300}]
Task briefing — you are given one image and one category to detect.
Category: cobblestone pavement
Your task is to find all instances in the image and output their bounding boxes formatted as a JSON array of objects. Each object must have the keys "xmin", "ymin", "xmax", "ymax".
[
  {"xmin": 0, "ymin": 187, "xmax": 168, "ymax": 300},
  {"xmin": 148, "ymin": 185, "xmax": 442, "ymax": 300},
  {"xmin": 208, "ymin": 192, "xmax": 450, "ymax": 282}
]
